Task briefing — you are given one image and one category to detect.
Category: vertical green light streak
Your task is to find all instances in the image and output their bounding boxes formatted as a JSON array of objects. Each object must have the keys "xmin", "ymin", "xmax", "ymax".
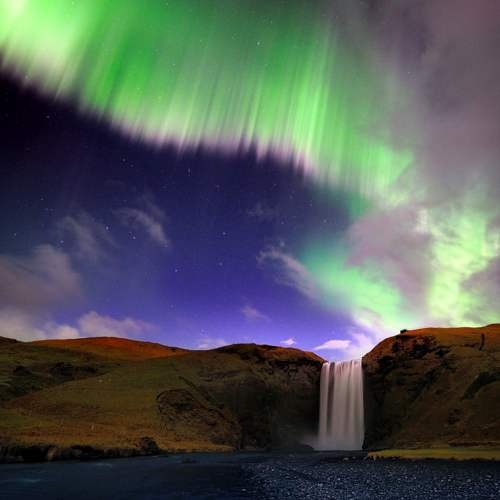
[{"xmin": 0, "ymin": 0, "xmax": 410, "ymax": 199}]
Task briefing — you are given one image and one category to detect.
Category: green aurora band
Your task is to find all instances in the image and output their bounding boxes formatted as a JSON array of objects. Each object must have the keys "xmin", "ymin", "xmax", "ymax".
[
  {"xmin": 425, "ymin": 198, "xmax": 500, "ymax": 327},
  {"xmin": 302, "ymin": 206, "xmax": 500, "ymax": 337},
  {"xmin": 0, "ymin": 0, "xmax": 409, "ymax": 199},
  {"xmin": 0, "ymin": 0, "xmax": 498, "ymax": 341},
  {"xmin": 302, "ymin": 245, "xmax": 416, "ymax": 333}
]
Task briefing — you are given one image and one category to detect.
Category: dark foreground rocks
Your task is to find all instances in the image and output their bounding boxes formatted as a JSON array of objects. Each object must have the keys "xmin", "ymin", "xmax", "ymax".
[{"xmin": 248, "ymin": 454, "xmax": 500, "ymax": 500}]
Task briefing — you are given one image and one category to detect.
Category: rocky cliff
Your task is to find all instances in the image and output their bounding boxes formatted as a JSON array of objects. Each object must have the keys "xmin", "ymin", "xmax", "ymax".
[
  {"xmin": 0, "ymin": 338, "xmax": 323, "ymax": 462},
  {"xmin": 363, "ymin": 324, "xmax": 500, "ymax": 449}
]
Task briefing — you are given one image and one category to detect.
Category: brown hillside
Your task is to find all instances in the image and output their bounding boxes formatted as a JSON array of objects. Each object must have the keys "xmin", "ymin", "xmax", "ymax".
[
  {"xmin": 0, "ymin": 338, "xmax": 121, "ymax": 403},
  {"xmin": 33, "ymin": 337, "xmax": 188, "ymax": 361},
  {"xmin": 0, "ymin": 339, "xmax": 323, "ymax": 462},
  {"xmin": 0, "ymin": 337, "xmax": 17, "ymax": 344},
  {"xmin": 363, "ymin": 324, "xmax": 500, "ymax": 449}
]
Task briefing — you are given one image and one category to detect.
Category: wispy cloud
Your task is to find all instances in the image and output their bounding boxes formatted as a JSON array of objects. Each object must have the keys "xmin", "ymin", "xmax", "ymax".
[
  {"xmin": 115, "ymin": 196, "xmax": 170, "ymax": 250},
  {"xmin": 345, "ymin": 333, "xmax": 377, "ymax": 359},
  {"xmin": 0, "ymin": 309, "xmax": 157, "ymax": 341},
  {"xmin": 0, "ymin": 244, "xmax": 82, "ymax": 311},
  {"xmin": 257, "ymin": 246, "xmax": 318, "ymax": 300},
  {"xmin": 0, "ymin": 309, "xmax": 46, "ymax": 341},
  {"xmin": 58, "ymin": 212, "xmax": 114, "ymax": 263},
  {"xmin": 314, "ymin": 332, "xmax": 376, "ymax": 361},
  {"xmin": 76, "ymin": 311, "xmax": 157, "ymax": 338},
  {"xmin": 314, "ymin": 339, "xmax": 351, "ymax": 351},
  {"xmin": 241, "ymin": 304, "xmax": 270, "ymax": 322},
  {"xmin": 280, "ymin": 337, "xmax": 297, "ymax": 346},
  {"xmin": 196, "ymin": 335, "xmax": 228, "ymax": 350},
  {"xmin": 45, "ymin": 323, "xmax": 80, "ymax": 339}
]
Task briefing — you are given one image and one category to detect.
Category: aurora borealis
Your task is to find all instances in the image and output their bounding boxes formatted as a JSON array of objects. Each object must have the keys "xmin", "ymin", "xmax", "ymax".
[
  {"xmin": 0, "ymin": 0, "xmax": 411, "ymax": 198},
  {"xmin": 0, "ymin": 0, "xmax": 499, "ymax": 358}
]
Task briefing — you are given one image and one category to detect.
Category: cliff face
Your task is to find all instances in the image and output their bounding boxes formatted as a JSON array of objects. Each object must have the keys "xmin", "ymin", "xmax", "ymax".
[
  {"xmin": 159, "ymin": 344, "xmax": 323, "ymax": 450},
  {"xmin": 363, "ymin": 325, "xmax": 500, "ymax": 449},
  {"xmin": 0, "ymin": 338, "xmax": 323, "ymax": 461}
]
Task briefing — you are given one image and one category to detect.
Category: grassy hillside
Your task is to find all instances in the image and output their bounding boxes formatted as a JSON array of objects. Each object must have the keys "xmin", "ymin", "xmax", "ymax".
[
  {"xmin": 0, "ymin": 338, "xmax": 323, "ymax": 461},
  {"xmin": 0, "ymin": 337, "xmax": 122, "ymax": 402},
  {"xmin": 368, "ymin": 447, "xmax": 500, "ymax": 461},
  {"xmin": 34, "ymin": 337, "xmax": 188, "ymax": 361}
]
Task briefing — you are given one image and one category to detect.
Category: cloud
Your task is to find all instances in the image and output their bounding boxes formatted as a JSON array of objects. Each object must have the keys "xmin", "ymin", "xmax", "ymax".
[
  {"xmin": 0, "ymin": 309, "xmax": 80, "ymax": 342},
  {"xmin": 314, "ymin": 332, "xmax": 376, "ymax": 361},
  {"xmin": 196, "ymin": 335, "xmax": 228, "ymax": 350},
  {"xmin": 58, "ymin": 212, "xmax": 114, "ymax": 263},
  {"xmin": 346, "ymin": 203, "xmax": 431, "ymax": 317},
  {"xmin": 257, "ymin": 246, "xmax": 318, "ymax": 300},
  {"xmin": 314, "ymin": 339, "xmax": 351, "ymax": 351},
  {"xmin": 0, "ymin": 309, "xmax": 46, "ymax": 341},
  {"xmin": 0, "ymin": 244, "xmax": 82, "ymax": 311},
  {"xmin": 45, "ymin": 323, "xmax": 81, "ymax": 339},
  {"xmin": 76, "ymin": 311, "xmax": 157, "ymax": 338},
  {"xmin": 115, "ymin": 203, "xmax": 170, "ymax": 250},
  {"xmin": 0, "ymin": 309, "xmax": 157, "ymax": 341},
  {"xmin": 280, "ymin": 337, "xmax": 296, "ymax": 346},
  {"xmin": 373, "ymin": 0, "xmax": 500, "ymax": 317},
  {"xmin": 241, "ymin": 304, "xmax": 270, "ymax": 322},
  {"xmin": 341, "ymin": 332, "xmax": 377, "ymax": 360}
]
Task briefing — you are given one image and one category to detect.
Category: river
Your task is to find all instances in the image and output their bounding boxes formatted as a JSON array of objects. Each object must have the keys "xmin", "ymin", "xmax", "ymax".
[{"xmin": 0, "ymin": 452, "xmax": 499, "ymax": 499}]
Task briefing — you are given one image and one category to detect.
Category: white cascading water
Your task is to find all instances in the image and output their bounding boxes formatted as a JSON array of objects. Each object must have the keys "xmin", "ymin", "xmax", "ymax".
[{"xmin": 317, "ymin": 359, "xmax": 364, "ymax": 450}]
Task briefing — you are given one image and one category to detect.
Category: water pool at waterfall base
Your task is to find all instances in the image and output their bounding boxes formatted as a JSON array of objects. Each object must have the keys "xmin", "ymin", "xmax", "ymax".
[{"xmin": 1, "ymin": 452, "xmax": 499, "ymax": 499}]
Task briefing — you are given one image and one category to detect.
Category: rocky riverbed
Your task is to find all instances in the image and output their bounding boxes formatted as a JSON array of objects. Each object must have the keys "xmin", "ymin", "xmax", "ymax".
[
  {"xmin": 1, "ymin": 452, "xmax": 499, "ymax": 499},
  {"xmin": 248, "ymin": 453, "xmax": 500, "ymax": 499}
]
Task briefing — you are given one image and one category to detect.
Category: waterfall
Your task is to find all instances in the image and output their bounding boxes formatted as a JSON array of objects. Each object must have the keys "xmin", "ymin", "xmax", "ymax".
[{"xmin": 317, "ymin": 359, "xmax": 364, "ymax": 450}]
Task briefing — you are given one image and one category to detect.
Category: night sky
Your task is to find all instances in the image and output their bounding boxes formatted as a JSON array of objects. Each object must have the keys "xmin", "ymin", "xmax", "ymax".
[{"xmin": 1, "ymin": 1, "xmax": 499, "ymax": 359}]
